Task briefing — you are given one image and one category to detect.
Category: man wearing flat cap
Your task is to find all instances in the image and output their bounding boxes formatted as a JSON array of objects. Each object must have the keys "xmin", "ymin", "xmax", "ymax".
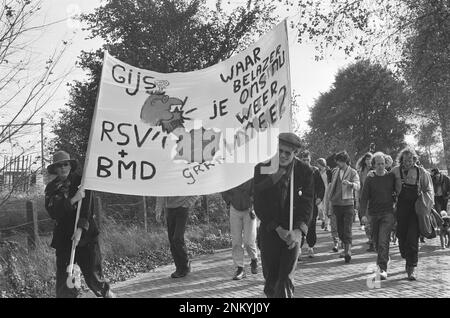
[{"xmin": 253, "ymin": 132, "xmax": 314, "ymax": 298}]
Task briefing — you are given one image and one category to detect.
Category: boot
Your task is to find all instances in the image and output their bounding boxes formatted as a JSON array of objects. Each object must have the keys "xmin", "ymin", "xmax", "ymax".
[
  {"xmin": 406, "ymin": 265, "xmax": 416, "ymax": 281},
  {"xmin": 233, "ymin": 267, "xmax": 246, "ymax": 280},
  {"xmin": 344, "ymin": 243, "xmax": 352, "ymax": 263},
  {"xmin": 250, "ymin": 259, "xmax": 258, "ymax": 274}
]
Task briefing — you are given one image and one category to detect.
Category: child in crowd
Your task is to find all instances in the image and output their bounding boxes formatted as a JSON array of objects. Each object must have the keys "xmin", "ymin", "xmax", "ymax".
[{"xmin": 439, "ymin": 211, "xmax": 450, "ymax": 249}]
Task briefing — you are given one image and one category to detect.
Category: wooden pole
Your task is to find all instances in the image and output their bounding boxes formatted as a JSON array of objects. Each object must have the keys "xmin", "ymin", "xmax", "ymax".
[
  {"xmin": 142, "ymin": 196, "xmax": 147, "ymax": 232},
  {"xmin": 26, "ymin": 200, "xmax": 38, "ymax": 249},
  {"xmin": 289, "ymin": 167, "xmax": 293, "ymax": 232},
  {"xmin": 21, "ymin": 155, "xmax": 25, "ymax": 191},
  {"xmin": 95, "ymin": 194, "xmax": 103, "ymax": 232},
  {"xmin": 40, "ymin": 118, "xmax": 44, "ymax": 173}
]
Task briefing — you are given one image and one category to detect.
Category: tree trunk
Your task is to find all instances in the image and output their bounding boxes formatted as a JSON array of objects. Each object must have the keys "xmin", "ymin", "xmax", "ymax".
[{"xmin": 438, "ymin": 108, "xmax": 450, "ymax": 174}]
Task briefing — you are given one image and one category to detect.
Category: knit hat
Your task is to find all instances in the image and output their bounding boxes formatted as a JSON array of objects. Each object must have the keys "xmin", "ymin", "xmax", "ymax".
[{"xmin": 47, "ymin": 150, "xmax": 78, "ymax": 175}]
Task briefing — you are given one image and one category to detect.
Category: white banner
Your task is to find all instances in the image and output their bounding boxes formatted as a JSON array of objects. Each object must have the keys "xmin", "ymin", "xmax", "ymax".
[{"xmin": 83, "ymin": 20, "xmax": 292, "ymax": 196}]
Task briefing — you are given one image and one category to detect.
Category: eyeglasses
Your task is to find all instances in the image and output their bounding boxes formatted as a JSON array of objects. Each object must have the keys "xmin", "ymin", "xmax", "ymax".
[
  {"xmin": 55, "ymin": 162, "xmax": 70, "ymax": 168},
  {"xmin": 279, "ymin": 149, "xmax": 294, "ymax": 157}
]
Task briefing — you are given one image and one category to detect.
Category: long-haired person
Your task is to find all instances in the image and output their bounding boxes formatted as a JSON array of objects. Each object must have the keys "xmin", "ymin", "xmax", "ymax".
[
  {"xmin": 328, "ymin": 151, "xmax": 360, "ymax": 263},
  {"xmin": 391, "ymin": 148, "xmax": 434, "ymax": 280}
]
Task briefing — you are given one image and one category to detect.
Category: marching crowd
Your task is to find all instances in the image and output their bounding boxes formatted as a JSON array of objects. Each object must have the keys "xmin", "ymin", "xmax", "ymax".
[{"xmin": 44, "ymin": 133, "xmax": 450, "ymax": 298}]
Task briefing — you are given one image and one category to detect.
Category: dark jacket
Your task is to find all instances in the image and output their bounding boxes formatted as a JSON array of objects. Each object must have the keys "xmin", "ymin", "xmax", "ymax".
[
  {"xmin": 432, "ymin": 173, "xmax": 450, "ymax": 200},
  {"xmin": 222, "ymin": 179, "xmax": 253, "ymax": 211},
  {"xmin": 253, "ymin": 158, "xmax": 314, "ymax": 234},
  {"xmin": 312, "ymin": 166, "xmax": 325, "ymax": 201},
  {"xmin": 45, "ymin": 173, "xmax": 99, "ymax": 251}
]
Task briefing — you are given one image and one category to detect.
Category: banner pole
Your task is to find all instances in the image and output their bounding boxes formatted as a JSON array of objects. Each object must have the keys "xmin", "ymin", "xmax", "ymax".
[
  {"xmin": 283, "ymin": 18, "xmax": 294, "ymax": 232},
  {"xmin": 289, "ymin": 167, "xmax": 293, "ymax": 232}
]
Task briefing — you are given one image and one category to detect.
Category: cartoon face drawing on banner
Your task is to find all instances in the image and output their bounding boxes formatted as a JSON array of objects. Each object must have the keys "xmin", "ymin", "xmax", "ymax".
[{"xmin": 140, "ymin": 83, "xmax": 198, "ymax": 134}]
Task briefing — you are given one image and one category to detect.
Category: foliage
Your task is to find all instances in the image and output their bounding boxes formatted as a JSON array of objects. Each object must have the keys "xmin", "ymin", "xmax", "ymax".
[
  {"xmin": 401, "ymin": 1, "xmax": 450, "ymax": 172},
  {"xmin": 307, "ymin": 60, "xmax": 409, "ymax": 161}
]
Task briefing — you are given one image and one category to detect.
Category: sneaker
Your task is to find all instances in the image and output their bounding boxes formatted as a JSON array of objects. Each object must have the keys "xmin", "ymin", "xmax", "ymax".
[
  {"xmin": 344, "ymin": 254, "xmax": 351, "ymax": 263},
  {"xmin": 233, "ymin": 267, "xmax": 246, "ymax": 280},
  {"xmin": 250, "ymin": 259, "xmax": 258, "ymax": 274},
  {"xmin": 171, "ymin": 262, "xmax": 191, "ymax": 278},
  {"xmin": 308, "ymin": 247, "xmax": 314, "ymax": 258},
  {"xmin": 171, "ymin": 270, "xmax": 186, "ymax": 278},
  {"xmin": 104, "ymin": 289, "xmax": 116, "ymax": 298},
  {"xmin": 339, "ymin": 251, "xmax": 345, "ymax": 258},
  {"xmin": 366, "ymin": 244, "xmax": 375, "ymax": 252},
  {"xmin": 321, "ymin": 221, "xmax": 325, "ymax": 229},
  {"xmin": 332, "ymin": 243, "xmax": 339, "ymax": 253},
  {"xmin": 379, "ymin": 270, "xmax": 388, "ymax": 281},
  {"xmin": 420, "ymin": 237, "xmax": 425, "ymax": 243},
  {"xmin": 406, "ymin": 266, "xmax": 417, "ymax": 281},
  {"xmin": 324, "ymin": 227, "xmax": 329, "ymax": 231}
]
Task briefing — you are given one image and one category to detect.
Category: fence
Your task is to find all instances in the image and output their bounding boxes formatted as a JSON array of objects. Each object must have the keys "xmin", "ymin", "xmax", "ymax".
[
  {"xmin": 0, "ymin": 192, "xmax": 227, "ymax": 249},
  {"xmin": 0, "ymin": 155, "xmax": 36, "ymax": 193}
]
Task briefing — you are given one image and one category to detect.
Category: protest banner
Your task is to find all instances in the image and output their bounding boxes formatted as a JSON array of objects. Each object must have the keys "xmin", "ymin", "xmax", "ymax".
[{"xmin": 82, "ymin": 19, "xmax": 292, "ymax": 196}]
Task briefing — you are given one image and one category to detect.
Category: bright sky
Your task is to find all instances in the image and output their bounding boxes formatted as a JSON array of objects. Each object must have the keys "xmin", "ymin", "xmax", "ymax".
[
  {"xmin": 2, "ymin": 0, "xmax": 368, "ymax": 158},
  {"xmin": 38, "ymin": 0, "xmax": 353, "ymax": 127}
]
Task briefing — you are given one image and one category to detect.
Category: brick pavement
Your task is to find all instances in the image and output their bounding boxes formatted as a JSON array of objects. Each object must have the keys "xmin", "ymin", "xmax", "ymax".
[{"xmin": 84, "ymin": 222, "xmax": 450, "ymax": 298}]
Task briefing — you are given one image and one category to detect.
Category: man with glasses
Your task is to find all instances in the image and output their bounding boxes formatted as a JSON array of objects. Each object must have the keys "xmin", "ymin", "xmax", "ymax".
[{"xmin": 253, "ymin": 133, "xmax": 314, "ymax": 298}]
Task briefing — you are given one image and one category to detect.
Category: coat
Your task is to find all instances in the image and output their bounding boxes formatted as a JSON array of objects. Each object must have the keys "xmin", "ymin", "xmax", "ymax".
[
  {"xmin": 221, "ymin": 178, "xmax": 253, "ymax": 211},
  {"xmin": 253, "ymin": 158, "xmax": 314, "ymax": 234},
  {"xmin": 328, "ymin": 166, "xmax": 360, "ymax": 203},
  {"xmin": 45, "ymin": 173, "xmax": 99, "ymax": 251},
  {"xmin": 432, "ymin": 173, "xmax": 450, "ymax": 200},
  {"xmin": 312, "ymin": 167, "xmax": 325, "ymax": 202}
]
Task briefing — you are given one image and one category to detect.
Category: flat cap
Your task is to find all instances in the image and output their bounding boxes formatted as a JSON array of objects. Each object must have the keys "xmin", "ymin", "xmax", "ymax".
[{"xmin": 279, "ymin": 132, "xmax": 302, "ymax": 149}]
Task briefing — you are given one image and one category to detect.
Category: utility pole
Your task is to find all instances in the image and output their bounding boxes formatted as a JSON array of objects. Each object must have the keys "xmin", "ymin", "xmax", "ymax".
[{"xmin": 40, "ymin": 118, "xmax": 44, "ymax": 173}]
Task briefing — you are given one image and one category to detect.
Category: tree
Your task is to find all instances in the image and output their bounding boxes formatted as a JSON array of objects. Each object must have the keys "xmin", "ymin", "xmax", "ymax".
[
  {"xmin": 0, "ymin": 0, "xmax": 68, "ymax": 147},
  {"xmin": 0, "ymin": 0, "xmax": 68, "ymax": 207},
  {"xmin": 287, "ymin": 0, "xmax": 450, "ymax": 173},
  {"xmin": 415, "ymin": 122, "xmax": 441, "ymax": 167},
  {"xmin": 402, "ymin": 1, "xmax": 450, "ymax": 173},
  {"xmin": 307, "ymin": 60, "xmax": 409, "ymax": 161},
  {"xmin": 52, "ymin": 0, "xmax": 276, "ymax": 166}
]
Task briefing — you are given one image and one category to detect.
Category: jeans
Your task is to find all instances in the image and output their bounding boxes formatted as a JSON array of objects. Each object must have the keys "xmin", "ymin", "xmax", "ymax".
[
  {"xmin": 166, "ymin": 206, "xmax": 189, "ymax": 272},
  {"xmin": 329, "ymin": 209, "xmax": 339, "ymax": 244},
  {"xmin": 230, "ymin": 205, "xmax": 258, "ymax": 268},
  {"xmin": 333, "ymin": 205, "xmax": 354, "ymax": 245},
  {"xmin": 371, "ymin": 213, "xmax": 395, "ymax": 271},
  {"xmin": 365, "ymin": 215, "xmax": 373, "ymax": 244},
  {"xmin": 259, "ymin": 226, "xmax": 299, "ymax": 298},
  {"xmin": 55, "ymin": 240, "xmax": 110, "ymax": 298}
]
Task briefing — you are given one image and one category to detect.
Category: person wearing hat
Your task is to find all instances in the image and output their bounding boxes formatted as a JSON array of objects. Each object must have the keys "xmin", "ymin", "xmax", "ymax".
[
  {"xmin": 44, "ymin": 150, "xmax": 114, "ymax": 298},
  {"xmin": 298, "ymin": 150, "xmax": 325, "ymax": 259},
  {"xmin": 253, "ymin": 132, "xmax": 314, "ymax": 298},
  {"xmin": 430, "ymin": 168, "xmax": 450, "ymax": 213},
  {"xmin": 328, "ymin": 150, "xmax": 360, "ymax": 263},
  {"xmin": 439, "ymin": 210, "xmax": 450, "ymax": 249}
]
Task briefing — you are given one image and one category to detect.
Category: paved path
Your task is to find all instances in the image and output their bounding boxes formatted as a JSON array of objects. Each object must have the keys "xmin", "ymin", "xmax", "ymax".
[{"xmin": 86, "ymin": 222, "xmax": 450, "ymax": 298}]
